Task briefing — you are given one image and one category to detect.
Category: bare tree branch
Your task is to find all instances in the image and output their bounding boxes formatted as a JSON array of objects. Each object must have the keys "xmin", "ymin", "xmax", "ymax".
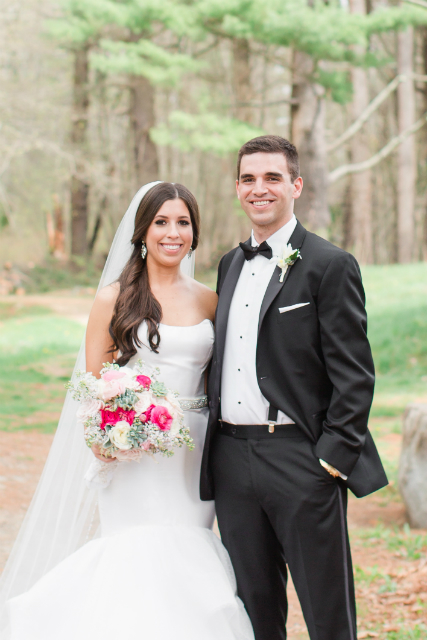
[
  {"xmin": 193, "ymin": 38, "xmax": 220, "ymax": 58},
  {"xmin": 328, "ymin": 75, "xmax": 403, "ymax": 152},
  {"xmin": 328, "ymin": 112, "xmax": 427, "ymax": 183},
  {"xmin": 236, "ymin": 97, "xmax": 299, "ymax": 108},
  {"xmin": 404, "ymin": 0, "xmax": 427, "ymax": 9},
  {"xmin": 0, "ymin": 122, "xmax": 117, "ymax": 198},
  {"xmin": 327, "ymin": 73, "xmax": 427, "ymax": 152}
]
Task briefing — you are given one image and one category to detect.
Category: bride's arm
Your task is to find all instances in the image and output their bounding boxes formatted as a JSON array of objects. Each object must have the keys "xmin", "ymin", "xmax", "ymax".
[
  {"xmin": 86, "ymin": 283, "xmax": 119, "ymax": 463},
  {"xmin": 86, "ymin": 283, "xmax": 119, "ymax": 378}
]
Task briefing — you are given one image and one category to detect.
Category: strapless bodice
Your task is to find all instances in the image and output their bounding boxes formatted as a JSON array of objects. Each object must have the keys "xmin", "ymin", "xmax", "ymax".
[
  {"xmin": 126, "ymin": 319, "xmax": 214, "ymax": 399},
  {"xmin": 99, "ymin": 318, "xmax": 216, "ymax": 536}
]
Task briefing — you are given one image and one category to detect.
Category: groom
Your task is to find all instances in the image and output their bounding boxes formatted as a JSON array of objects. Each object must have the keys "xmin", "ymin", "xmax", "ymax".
[{"xmin": 201, "ymin": 135, "xmax": 388, "ymax": 640}]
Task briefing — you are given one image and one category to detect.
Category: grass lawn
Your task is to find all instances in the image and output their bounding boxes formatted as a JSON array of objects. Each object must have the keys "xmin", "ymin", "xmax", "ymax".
[
  {"xmin": 0, "ymin": 302, "xmax": 84, "ymax": 432},
  {"xmin": 363, "ymin": 262, "xmax": 427, "ymax": 402},
  {"xmin": 1, "ymin": 263, "xmax": 427, "ymax": 639},
  {"xmin": 361, "ymin": 263, "xmax": 427, "ymax": 507}
]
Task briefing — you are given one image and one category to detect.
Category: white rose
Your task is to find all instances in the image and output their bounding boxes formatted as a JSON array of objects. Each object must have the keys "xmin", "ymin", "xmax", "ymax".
[
  {"xmin": 118, "ymin": 366, "xmax": 134, "ymax": 377},
  {"xmin": 134, "ymin": 391, "xmax": 155, "ymax": 416},
  {"xmin": 77, "ymin": 398, "xmax": 104, "ymax": 422},
  {"xmin": 119, "ymin": 367, "xmax": 140, "ymax": 391},
  {"xmin": 124, "ymin": 378, "xmax": 140, "ymax": 391},
  {"xmin": 96, "ymin": 378, "xmax": 107, "ymax": 399},
  {"xmin": 164, "ymin": 394, "xmax": 184, "ymax": 420},
  {"xmin": 109, "ymin": 421, "xmax": 132, "ymax": 450}
]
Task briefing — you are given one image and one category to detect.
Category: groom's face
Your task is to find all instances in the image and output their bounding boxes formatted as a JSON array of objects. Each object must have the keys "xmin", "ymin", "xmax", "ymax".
[{"xmin": 236, "ymin": 152, "xmax": 302, "ymax": 232}]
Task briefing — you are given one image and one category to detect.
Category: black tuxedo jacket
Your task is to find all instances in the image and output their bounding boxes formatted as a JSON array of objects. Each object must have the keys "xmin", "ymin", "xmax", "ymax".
[{"xmin": 200, "ymin": 220, "xmax": 388, "ymax": 500}]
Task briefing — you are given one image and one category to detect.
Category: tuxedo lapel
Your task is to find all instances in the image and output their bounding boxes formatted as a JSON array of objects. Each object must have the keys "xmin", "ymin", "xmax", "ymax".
[
  {"xmin": 215, "ymin": 245, "xmax": 246, "ymax": 367},
  {"xmin": 258, "ymin": 221, "xmax": 307, "ymax": 335}
]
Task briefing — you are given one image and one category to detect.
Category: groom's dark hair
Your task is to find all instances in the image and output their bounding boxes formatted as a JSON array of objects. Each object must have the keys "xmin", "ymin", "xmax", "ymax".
[{"xmin": 237, "ymin": 135, "xmax": 299, "ymax": 183}]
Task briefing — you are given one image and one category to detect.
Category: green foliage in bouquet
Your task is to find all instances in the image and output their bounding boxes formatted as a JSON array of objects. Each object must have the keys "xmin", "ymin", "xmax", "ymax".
[
  {"xmin": 127, "ymin": 419, "xmax": 149, "ymax": 448},
  {"xmin": 112, "ymin": 388, "xmax": 139, "ymax": 410},
  {"xmin": 151, "ymin": 381, "xmax": 168, "ymax": 398}
]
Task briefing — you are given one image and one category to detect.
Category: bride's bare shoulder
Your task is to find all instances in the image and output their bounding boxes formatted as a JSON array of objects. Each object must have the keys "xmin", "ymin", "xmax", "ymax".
[
  {"xmin": 90, "ymin": 282, "xmax": 120, "ymax": 318},
  {"xmin": 96, "ymin": 281, "xmax": 120, "ymax": 302},
  {"xmin": 188, "ymin": 278, "xmax": 218, "ymax": 320}
]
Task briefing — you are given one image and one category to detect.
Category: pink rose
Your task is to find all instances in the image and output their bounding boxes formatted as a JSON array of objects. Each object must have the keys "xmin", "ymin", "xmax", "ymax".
[
  {"xmin": 144, "ymin": 404, "xmax": 155, "ymax": 421},
  {"xmin": 141, "ymin": 441, "xmax": 152, "ymax": 451},
  {"xmin": 136, "ymin": 375, "xmax": 151, "ymax": 390},
  {"xmin": 100, "ymin": 408, "xmax": 136, "ymax": 430},
  {"xmin": 150, "ymin": 405, "xmax": 173, "ymax": 431},
  {"xmin": 77, "ymin": 398, "xmax": 104, "ymax": 422},
  {"xmin": 101, "ymin": 379, "xmax": 127, "ymax": 401},
  {"xmin": 102, "ymin": 370, "xmax": 126, "ymax": 382}
]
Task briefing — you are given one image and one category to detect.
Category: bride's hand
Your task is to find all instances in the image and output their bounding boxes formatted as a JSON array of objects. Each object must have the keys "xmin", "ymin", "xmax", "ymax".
[{"xmin": 91, "ymin": 444, "xmax": 116, "ymax": 463}]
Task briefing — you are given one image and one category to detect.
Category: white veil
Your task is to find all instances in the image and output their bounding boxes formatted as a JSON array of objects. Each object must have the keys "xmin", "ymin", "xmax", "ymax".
[{"xmin": 0, "ymin": 181, "xmax": 196, "ymax": 633}]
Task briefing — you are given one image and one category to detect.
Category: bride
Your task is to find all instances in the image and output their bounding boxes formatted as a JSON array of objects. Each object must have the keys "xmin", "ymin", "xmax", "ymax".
[{"xmin": 0, "ymin": 182, "xmax": 254, "ymax": 640}]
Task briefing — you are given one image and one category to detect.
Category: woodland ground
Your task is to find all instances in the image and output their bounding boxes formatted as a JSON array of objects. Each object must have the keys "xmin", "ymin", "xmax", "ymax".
[{"xmin": 0, "ymin": 263, "xmax": 427, "ymax": 639}]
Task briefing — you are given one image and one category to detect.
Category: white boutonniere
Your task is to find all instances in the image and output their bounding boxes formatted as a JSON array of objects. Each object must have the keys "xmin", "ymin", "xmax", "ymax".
[{"xmin": 270, "ymin": 244, "xmax": 302, "ymax": 282}]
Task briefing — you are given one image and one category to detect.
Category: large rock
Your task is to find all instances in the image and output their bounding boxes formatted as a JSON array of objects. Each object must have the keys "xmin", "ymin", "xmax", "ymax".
[{"xmin": 399, "ymin": 403, "xmax": 427, "ymax": 528}]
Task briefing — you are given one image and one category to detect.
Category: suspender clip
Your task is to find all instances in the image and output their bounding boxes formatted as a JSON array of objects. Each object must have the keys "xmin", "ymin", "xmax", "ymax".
[{"xmin": 268, "ymin": 405, "xmax": 278, "ymax": 433}]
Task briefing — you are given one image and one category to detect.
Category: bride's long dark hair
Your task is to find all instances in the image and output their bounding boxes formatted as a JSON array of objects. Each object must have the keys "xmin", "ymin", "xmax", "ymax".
[{"xmin": 109, "ymin": 182, "xmax": 200, "ymax": 366}]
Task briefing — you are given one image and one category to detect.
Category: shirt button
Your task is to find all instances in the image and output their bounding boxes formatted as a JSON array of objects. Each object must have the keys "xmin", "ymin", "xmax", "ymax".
[
  {"xmin": 238, "ymin": 401, "xmax": 241, "ymax": 404},
  {"xmin": 240, "ymin": 336, "xmax": 242, "ymax": 339},
  {"xmin": 238, "ymin": 368, "xmax": 240, "ymax": 371}
]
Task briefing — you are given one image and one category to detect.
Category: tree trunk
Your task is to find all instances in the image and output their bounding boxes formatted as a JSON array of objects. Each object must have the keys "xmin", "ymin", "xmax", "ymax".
[
  {"xmin": 397, "ymin": 27, "xmax": 416, "ymax": 263},
  {"xmin": 70, "ymin": 47, "xmax": 90, "ymax": 257},
  {"xmin": 421, "ymin": 27, "xmax": 427, "ymax": 260},
  {"xmin": 348, "ymin": 0, "xmax": 373, "ymax": 264},
  {"xmin": 52, "ymin": 194, "xmax": 66, "ymax": 259},
  {"xmin": 232, "ymin": 38, "xmax": 253, "ymax": 124},
  {"xmin": 130, "ymin": 75, "xmax": 159, "ymax": 187},
  {"xmin": 291, "ymin": 51, "xmax": 329, "ymax": 232}
]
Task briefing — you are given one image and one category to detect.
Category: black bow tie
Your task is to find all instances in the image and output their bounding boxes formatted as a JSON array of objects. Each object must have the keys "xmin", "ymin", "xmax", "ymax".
[{"xmin": 239, "ymin": 240, "xmax": 273, "ymax": 261}]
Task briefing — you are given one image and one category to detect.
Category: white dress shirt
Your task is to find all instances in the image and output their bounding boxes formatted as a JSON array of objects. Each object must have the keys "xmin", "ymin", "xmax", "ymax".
[{"xmin": 221, "ymin": 216, "xmax": 297, "ymax": 425}]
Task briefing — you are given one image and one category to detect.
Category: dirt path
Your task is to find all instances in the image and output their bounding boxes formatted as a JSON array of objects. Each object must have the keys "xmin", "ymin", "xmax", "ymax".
[
  {"xmin": 0, "ymin": 431, "xmax": 54, "ymax": 572},
  {"xmin": 0, "ymin": 291, "xmax": 94, "ymax": 325},
  {"xmin": 1, "ymin": 430, "xmax": 417, "ymax": 640}
]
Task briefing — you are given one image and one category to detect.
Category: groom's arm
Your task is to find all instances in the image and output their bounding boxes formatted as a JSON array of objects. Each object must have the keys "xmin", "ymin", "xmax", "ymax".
[{"xmin": 315, "ymin": 251, "xmax": 375, "ymax": 478}]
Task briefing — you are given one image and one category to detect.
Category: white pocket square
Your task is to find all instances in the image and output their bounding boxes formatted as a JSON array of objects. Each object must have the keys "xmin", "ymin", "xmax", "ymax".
[{"xmin": 279, "ymin": 303, "xmax": 310, "ymax": 314}]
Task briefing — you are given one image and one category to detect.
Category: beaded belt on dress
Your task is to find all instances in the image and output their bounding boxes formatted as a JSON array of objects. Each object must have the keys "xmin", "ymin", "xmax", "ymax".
[{"xmin": 178, "ymin": 395, "xmax": 208, "ymax": 411}]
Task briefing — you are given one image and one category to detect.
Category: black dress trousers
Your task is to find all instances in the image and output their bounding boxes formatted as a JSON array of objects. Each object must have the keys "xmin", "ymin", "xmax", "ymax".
[{"xmin": 211, "ymin": 429, "xmax": 357, "ymax": 640}]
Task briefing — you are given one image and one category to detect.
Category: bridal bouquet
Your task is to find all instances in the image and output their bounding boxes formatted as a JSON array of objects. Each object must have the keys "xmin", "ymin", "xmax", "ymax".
[{"xmin": 66, "ymin": 360, "xmax": 194, "ymax": 461}]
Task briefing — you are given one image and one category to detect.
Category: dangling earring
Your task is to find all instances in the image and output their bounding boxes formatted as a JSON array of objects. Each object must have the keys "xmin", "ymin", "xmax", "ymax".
[
  {"xmin": 187, "ymin": 248, "xmax": 193, "ymax": 258},
  {"xmin": 141, "ymin": 241, "xmax": 147, "ymax": 260}
]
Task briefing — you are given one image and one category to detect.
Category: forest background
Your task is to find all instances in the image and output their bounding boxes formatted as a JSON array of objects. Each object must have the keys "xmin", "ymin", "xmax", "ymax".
[
  {"xmin": 2, "ymin": 0, "xmax": 427, "ymax": 281},
  {"xmin": 2, "ymin": 2, "xmax": 427, "ymax": 639}
]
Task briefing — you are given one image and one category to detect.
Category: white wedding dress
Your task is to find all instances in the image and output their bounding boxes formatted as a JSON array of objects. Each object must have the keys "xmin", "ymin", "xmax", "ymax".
[{"xmin": 7, "ymin": 320, "xmax": 254, "ymax": 640}]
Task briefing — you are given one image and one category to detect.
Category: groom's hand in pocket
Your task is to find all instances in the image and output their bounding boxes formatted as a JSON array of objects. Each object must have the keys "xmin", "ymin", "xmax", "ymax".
[{"xmin": 319, "ymin": 459, "xmax": 347, "ymax": 480}]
